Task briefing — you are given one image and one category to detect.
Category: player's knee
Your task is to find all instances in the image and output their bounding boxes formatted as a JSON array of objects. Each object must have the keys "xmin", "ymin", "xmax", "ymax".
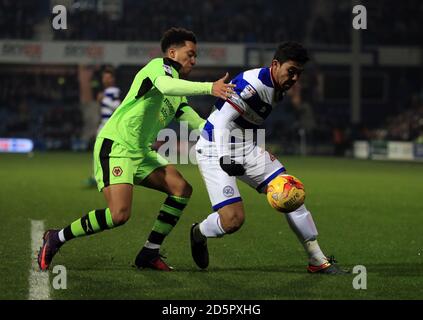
[
  {"xmin": 183, "ymin": 181, "xmax": 193, "ymax": 197},
  {"xmin": 225, "ymin": 222, "xmax": 244, "ymax": 234},
  {"xmin": 110, "ymin": 207, "xmax": 131, "ymax": 226},
  {"xmin": 222, "ymin": 210, "xmax": 245, "ymax": 234},
  {"xmin": 171, "ymin": 180, "xmax": 192, "ymax": 198}
]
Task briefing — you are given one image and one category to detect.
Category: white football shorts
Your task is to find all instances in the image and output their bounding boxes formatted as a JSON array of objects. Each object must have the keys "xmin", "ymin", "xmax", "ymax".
[{"xmin": 195, "ymin": 135, "xmax": 286, "ymax": 211}]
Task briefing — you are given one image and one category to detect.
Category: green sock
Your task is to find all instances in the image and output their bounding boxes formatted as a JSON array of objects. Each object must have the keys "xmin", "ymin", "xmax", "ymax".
[
  {"xmin": 62, "ymin": 208, "xmax": 115, "ymax": 241},
  {"xmin": 145, "ymin": 195, "xmax": 189, "ymax": 248}
]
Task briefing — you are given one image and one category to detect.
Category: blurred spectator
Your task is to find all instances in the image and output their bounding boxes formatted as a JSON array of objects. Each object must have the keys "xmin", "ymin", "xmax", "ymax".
[
  {"xmin": 0, "ymin": 68, "xmax": 81, "ymax": 149},
  {"xmin": 415, "ymin": 125, "xmax": 423, "ymax": 144},
  {"xmin": 0, "ymin": 0, "xmax": 47, "ymax": 39},
  {"xmin": 332, "ymin": 125, "xmax": 352, "ymax": 156},
  {"xmin": 289, "ymin": 84, "xmax": 316, "ymax": 136},
  {"xmin": 368, "ymin": 92, "xmax": 423, "ymax": 142}
]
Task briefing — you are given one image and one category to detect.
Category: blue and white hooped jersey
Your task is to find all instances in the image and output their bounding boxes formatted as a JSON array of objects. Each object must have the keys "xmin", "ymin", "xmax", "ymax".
[
  {"xmin": 203, "ymin": 67, "xmax": 284, "ymax": 140},
  {"xmin": 100, "ymin": 86, "xmax": 121, "ymax": 127}
]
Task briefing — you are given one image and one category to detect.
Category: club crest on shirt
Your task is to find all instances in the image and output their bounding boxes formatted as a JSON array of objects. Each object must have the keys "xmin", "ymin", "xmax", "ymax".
[
  {"xmin": 163, "ymin": 64, "xmax": 173, "ymax": 76},
  {"xmin": 240, "ymin": 84, "xmax": 257, "ymax": 99}
]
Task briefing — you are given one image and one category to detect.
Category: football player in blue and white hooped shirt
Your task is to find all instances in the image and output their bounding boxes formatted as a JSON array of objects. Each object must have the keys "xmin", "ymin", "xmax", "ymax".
[
  {"xmin": 97, "ymin": 67, "xmax": 121, "ymax": 134},
  {"xmin": 86, "ymin": 67, "xmax": 121, "ymax": 187},
  {"xmin": 191, "ymin": 42, "xmax": 348, "ymax": 274}
]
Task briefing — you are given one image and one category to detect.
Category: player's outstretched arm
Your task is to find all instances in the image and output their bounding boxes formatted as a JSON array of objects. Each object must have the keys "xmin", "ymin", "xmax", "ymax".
[{"xmin": 154, "ymin": 73, "xmax": 235, "ymax": 99}]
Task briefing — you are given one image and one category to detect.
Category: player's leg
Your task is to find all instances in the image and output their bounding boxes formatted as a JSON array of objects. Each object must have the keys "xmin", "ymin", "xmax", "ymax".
[
  {"xmin": 241, "ymin": 145, "xmax": 348, "ymax": 274},
  {"xmin": 59, "ymin": 138, "xmax": 135, "ymax": 239},
  {"xmin": 38, "ymin": 138, "xmax": 135, "ymax": 271},
  {"xmin": 190, "ymin": 201, "xmax": 245, "ymax": 269},
  {"xmin": 133, "ymin": 151, "xmax": 192, "ymax": 270},
  {"xmin": 59, "ymin": 183, "xmax": 132, "ymax": 238},
  {"xmin": 262, "ymin": 183, "xmax": 347, "ymax": 274},
  {"xmin": 203, "ymin": 201, "xmax": 245, "ymax": 235},
  {"xmin": 190, "ymin": 138, "xmax": 245, "ymax": 269}
]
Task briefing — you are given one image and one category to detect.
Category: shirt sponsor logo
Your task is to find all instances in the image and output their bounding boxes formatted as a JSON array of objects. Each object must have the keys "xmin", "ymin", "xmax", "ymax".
[
  {"xmin": 227, "ymin": 95, "xmax": 245, "ymax": 111},
  {"xmin": 159, "ymin": 98, "xmax": 176, "ymax": 124},
  {"xmin": 240, "ymin": 84, "xmax": 257, "ymax": 100}
]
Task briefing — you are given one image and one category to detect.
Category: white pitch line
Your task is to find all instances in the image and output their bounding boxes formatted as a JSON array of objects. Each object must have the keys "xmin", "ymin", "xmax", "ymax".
[{"xmin": 28, "ymin": 220, "xmax": 50, "ymax": 300}]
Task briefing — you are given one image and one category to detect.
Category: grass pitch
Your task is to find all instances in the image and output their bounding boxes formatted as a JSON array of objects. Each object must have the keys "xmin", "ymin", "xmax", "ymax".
[{"xmin": 1, "ymin": 152, "xmax": 422, "ymax": 300}]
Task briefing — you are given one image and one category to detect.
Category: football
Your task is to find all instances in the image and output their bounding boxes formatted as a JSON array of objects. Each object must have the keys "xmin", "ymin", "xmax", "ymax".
[{"xmin": 266, "ymin": 174, "xmax": 306, "ymax": 213}]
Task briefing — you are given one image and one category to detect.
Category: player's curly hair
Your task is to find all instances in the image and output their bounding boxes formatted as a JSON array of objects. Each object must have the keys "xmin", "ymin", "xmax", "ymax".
[
  {"xmin": 161, "ymin": 27, "xmax": 197, "ymax": 53},
  {"xmin": 274, "ymin": 42, "xmax": 309, "ymax": 65}
]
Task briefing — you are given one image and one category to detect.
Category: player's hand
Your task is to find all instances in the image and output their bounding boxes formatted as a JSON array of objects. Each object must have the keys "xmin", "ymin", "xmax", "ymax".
[
  {"xmin": 212, "ymin": 73, "xmax": 236, "ymax": 100},
  {"xmin": 219, "ymin": 156, "xmax": 245, "ymax": 176}
]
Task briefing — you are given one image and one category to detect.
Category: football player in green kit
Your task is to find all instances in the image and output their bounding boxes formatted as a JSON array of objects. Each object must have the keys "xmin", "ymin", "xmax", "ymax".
[{"xmin": 38, "ymin": 27, "xmax": 236, "ymax": 271}]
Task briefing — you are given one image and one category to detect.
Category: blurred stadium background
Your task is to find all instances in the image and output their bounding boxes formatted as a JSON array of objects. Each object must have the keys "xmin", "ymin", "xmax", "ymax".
[
  {"xmin": 1, "ymin": 0, "xmax": 423, "ymax": 301},
  {"xmin": 1, "ymin": 0, "xmax": 422, "ymax": 157}
]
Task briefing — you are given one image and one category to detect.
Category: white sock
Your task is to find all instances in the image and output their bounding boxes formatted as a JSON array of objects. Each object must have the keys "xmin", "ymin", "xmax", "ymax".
[
  {"xmin": 58, "ymin": 229, "xmax": 66, "ymax": 243},
  {"xmin": 284, "ymin": 204, "xmax": 318, "ymax": 242},
  {"xmin": 303, "ymin": 239, "xmax": 327, "ymax": 266},
  {"xmin": 144, "ymin": 241, "xmax": 161, "ymax": 250},
  {"xmin": 283, "ymin": 204, "xmax": 327, "ymax": 265},
  {"xmin": 199, "ymin": 212, "xmax": 226, "ymax": 237}
]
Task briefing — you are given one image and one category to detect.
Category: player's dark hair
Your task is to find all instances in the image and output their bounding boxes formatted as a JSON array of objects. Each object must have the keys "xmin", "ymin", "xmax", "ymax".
[
  {"xmin": 102, "ymin": 65, "xmax": 115, "ymax": 77},
  {"xmin": 274, "ymin": 42, "xmax": 309, "ymax": 65},
  {"xmin": 161, "ymin": 27, "xmax": 197, "ymax": 53}
]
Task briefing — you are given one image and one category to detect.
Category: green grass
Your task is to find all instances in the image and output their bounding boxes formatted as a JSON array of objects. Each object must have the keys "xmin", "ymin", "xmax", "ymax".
[{"xmin": 1, "ymin": 152, "xmax": 422, "ymax": 299}]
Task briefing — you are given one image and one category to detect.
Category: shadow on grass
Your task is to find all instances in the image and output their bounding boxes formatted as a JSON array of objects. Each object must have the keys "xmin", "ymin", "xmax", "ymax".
[
  {"xmin": 172, "ymin": 265, "xmax": 307, "ymax": 273},
  {"xmin": 65, "ymin": 264, "xmax": 308, "ymax": 274},
  {"xmin": 359, "ymin": 263, "xmax": 423, "ymax": 277}
]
